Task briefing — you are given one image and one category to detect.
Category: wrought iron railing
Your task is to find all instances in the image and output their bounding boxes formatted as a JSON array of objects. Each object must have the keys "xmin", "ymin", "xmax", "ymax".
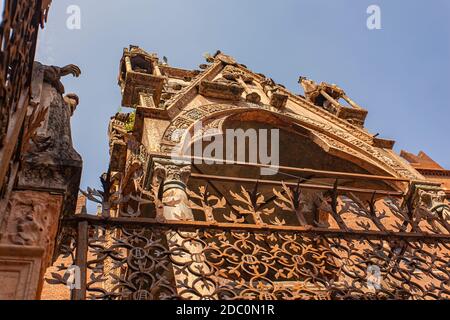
[{"xmin": 46, "ymin": 164, "xmax": 450, "ymax": 300}]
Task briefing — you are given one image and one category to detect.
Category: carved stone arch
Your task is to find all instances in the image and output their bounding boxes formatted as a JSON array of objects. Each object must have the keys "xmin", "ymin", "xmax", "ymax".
[{"xmin": 160, "ymin": 103, "xmax": 420, "ymax": 189}]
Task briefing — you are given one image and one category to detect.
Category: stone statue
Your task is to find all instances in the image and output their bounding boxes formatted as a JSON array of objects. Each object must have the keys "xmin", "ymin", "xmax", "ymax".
[
  {"xmin": 18, "ymin": 62, "xmax": 83, "ymax": 215},
  {"xmin": 28, "ymin": 62, "xmax": 81, "ymax": 152},
  {"xmin": 40, "ymin": 63, "xmax": 81, "ymax": 94}
]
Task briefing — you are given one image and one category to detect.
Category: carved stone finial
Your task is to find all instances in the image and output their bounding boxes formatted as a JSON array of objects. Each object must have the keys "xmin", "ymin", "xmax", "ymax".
[
  {"xmin": 298, "ymin": 76, "xmax": 367, "ymax": 126},
  {"xmin": 262, "ymin": 78, "xmax": 288, "ymax": 109},
  {"xmin": 298, "ymin": 76, "xmax": 318, "ymax": 97}
]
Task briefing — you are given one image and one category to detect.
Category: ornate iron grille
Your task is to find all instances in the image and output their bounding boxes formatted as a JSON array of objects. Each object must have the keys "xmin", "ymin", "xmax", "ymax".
[
  {"xmin": 47, "ymin": 172, "xmax": 450, "ymax": 300},
  {"xmin": 0, "ymin": 0, "xmax": 47, "ymax": 200}
]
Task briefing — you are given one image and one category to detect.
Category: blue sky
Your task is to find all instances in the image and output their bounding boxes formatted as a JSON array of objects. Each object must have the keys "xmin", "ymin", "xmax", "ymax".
[{"xmin": 29, "ymin": 0, "xmax": 450, "ymax": 195}]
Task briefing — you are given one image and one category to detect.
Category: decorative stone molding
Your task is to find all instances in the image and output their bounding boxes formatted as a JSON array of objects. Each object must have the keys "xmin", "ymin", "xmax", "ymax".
[
  {"xmin": 373, "ymin": 137, "xmax": 396, "ymax": 150},
  {"xmin": 0, "ymin": 245, "xmax": 44, "ymax": 300},
  {"xmin": 199, "ymin": 80, "xmax": 244, "ymax": 101},
  {"xmin": 151, "ymin": 158, "xmax": 191, "ymax": 188},
  {"xmin": 162, "ymin": 53, "xmax": 376, "ymax": 143},
  {"xmin": 222, "ymin": 65, "xmax": 253, "ymax": 83},
  {"xmin": 165, "ymin": 62, "xmax": 223, "ymax": 118}
]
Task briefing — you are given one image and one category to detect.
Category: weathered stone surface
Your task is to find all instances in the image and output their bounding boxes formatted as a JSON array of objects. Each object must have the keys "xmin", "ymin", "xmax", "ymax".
[
  {"xmin": 119, "ymin": 46, "xmax": 165, "ymax": 108},
  {"xmin": 18, "ymin": 62, "xmax": 83, "ymax": 217},
  {"xmin": 0, "ymin": 245, "xmax": 44, "ymax": 300},
  {"xmin": 410, "ymin": 183, "xmax": 450, "ymax": 220},
  {"xmin": 0, "ymin": 60, "xmax": 82, "ymax": 301},
  {"xmin": 41, "ymin": 47, "xmax": 450, "ymax": 301},
  {"xmin": 150, "ymin": 158, "xmax": 193, "ymax": 221},
  {"xmin": 0, "ymin": 191, "xmax": 63, "ymax": 271},
  {"xmin": 269, "ymin": 90, "xmax": 288, "ymax": 109},
  {"xmin": 299, "ymin": 77, "xmax": 368, "ymax": 127},
  {"xmin": 199, "ymin": 80, "xmax": 244, "ymax": 101}
]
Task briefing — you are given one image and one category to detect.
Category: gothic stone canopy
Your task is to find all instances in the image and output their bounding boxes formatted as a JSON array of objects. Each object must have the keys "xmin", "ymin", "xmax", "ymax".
[
  {"xmin": 115, "ymin": 46, "xmax": 424, "ymax": 186},
  {"xmin": 42, "ymin": 46, "xmax": 450, "ymax": 301}
]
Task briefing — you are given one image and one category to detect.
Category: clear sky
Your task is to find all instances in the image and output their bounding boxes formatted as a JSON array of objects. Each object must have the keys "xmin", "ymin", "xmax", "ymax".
[{"xmin": 27, "ymin": 0, "xmax": 450, "ymax": 195}]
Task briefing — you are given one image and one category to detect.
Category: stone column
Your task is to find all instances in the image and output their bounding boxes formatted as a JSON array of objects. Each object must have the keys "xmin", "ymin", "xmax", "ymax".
[
  {"xmin": 151, "ymin": 158, "xmax": 193, "ymax": 221},
  {"xmin": 150, "ymin": 158, "xmax": 216, "ymax": 299}
]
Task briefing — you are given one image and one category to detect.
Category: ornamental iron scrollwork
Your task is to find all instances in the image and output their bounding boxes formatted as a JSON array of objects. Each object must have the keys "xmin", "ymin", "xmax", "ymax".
[
  {"xmin": 48, "ymin": 222, "xmax": 450, "ymax": 300},
  {"xmin": 48, "ymin": 170, "xmax": 450, "ymax": 300}
]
